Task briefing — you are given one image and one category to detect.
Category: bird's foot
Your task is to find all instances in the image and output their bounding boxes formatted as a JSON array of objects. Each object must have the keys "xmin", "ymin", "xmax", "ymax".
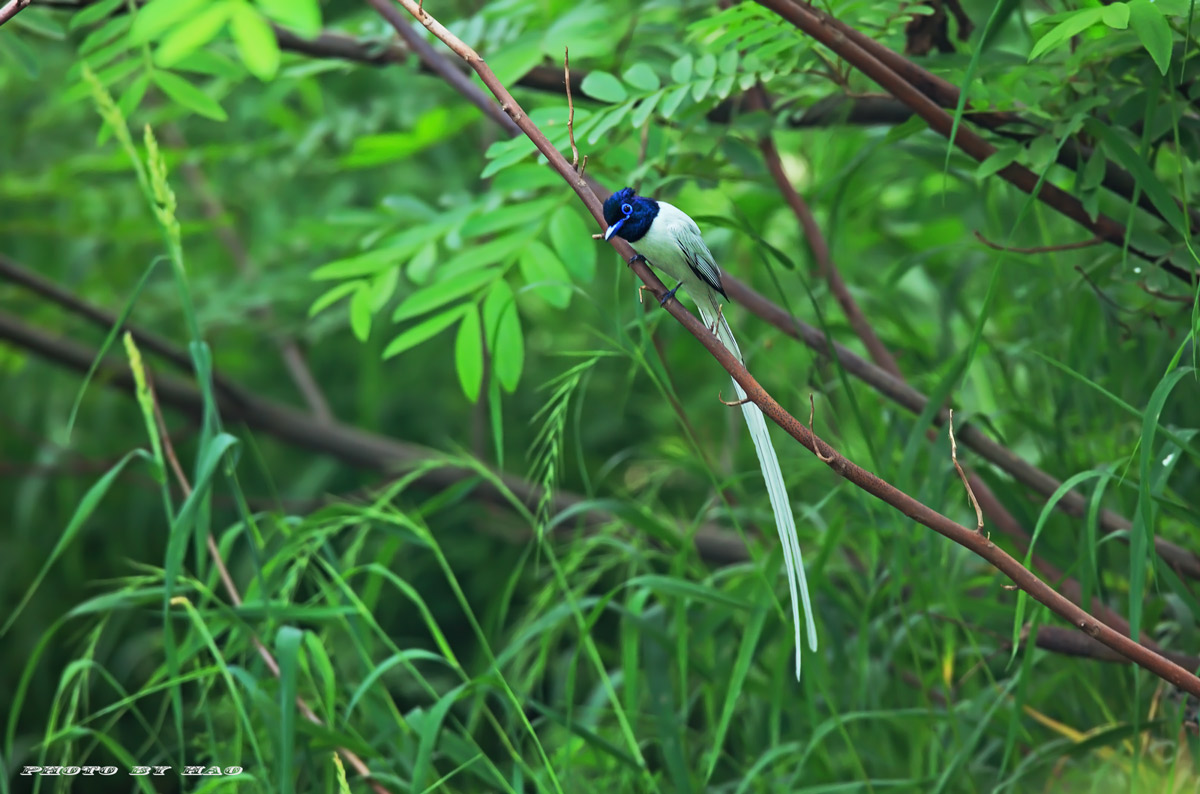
[
  {"xmin": 627, "ymin": 253, "xmax": 646, "ymax": 267},
  {"xmin": 708, "ymin": 303, "xmax": 726, "ymax": 335},
  {"xmin": 659, "ymin": 283, "xmax": 681, "ymax": 307}
]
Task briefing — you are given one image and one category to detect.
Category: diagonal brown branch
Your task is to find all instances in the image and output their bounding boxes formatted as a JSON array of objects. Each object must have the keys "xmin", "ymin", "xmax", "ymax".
[
  {"xmin": 0, "ymin": 0, "xmax": 31, "ymax": 29},
  {"xmin": 755, "ymin": 0, "xmax": 1194, "ymax": 285},
  {"xmin": 366, "ymin": 0, "xmax": 1200, "ymax": 697},
  {"xmin": 753, "ymin": 96, "xmax": 1157, "ymax": 640},
  {"xmin": 336, "ymin": 3, "xmax": 1200, "ymax": 581}
]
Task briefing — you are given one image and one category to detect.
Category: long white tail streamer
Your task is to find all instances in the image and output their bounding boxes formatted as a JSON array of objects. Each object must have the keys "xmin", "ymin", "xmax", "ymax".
[{"xmin": 696, "ymin": 296, "xmax": 817, "ymax": 680}]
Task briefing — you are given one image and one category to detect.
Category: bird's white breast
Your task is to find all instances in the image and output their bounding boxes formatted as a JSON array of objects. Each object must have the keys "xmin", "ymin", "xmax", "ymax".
[{"xmin": 628, "ymin": 202, "xmax": 704, "ymax": 283}]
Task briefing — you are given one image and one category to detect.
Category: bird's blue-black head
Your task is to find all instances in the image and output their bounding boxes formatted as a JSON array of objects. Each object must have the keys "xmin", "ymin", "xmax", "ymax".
[{"xmin": 603, "ymin": 187, "xmax": 659, "ymax": 243}]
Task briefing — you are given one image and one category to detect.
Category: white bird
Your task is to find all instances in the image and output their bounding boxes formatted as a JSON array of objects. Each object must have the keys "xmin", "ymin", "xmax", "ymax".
[{"xmin": 603, "ymin": 186, "xmax": 817, "ymax": 679}]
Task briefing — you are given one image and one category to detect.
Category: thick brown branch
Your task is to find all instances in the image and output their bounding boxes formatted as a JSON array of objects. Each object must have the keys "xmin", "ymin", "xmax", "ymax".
[
  {"xmin": 757, "ymin": 0, "xmax": 1193, "ymax": 285},
  {"xmin": 339, "ymin": 2, "xmax": 1200, "ymax": 581},
  {"xmin": 0, "ymin": 0, "xmax": 30, "ymax": 29},
  {"xmin": 721, "ymin": 276, "xmax": 1200, "ymax": 580},
  {"xmin": 369, "ymin": 0, "xmax": 1200, "ymax": 696},
  {"xmin": 0, "ymin": 310, "xmax": 746, "ymax": 565},
  {"xmin": 753, "ymin": 96, "xmax": 1156, "ymax": 639}
]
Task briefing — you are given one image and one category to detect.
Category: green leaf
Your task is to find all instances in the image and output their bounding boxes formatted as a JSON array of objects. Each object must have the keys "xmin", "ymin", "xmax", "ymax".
[
  {"xmin": 439, "ymin": 232, "xmax": 526, "ymax": 279},
  {"xmin": 230, "ymin": 3, "xmax": 280, "ymax": 80},
  {"xmin": 519, "ymin": 240, "xmax": 572, "ymax": 309},
  {"xmin": 383, "ymin": 305, "xmax": 469, "ymax": 359},
  {"xmin": 695, "ymin": 53, "xmax": 717, "ymax": 77},
  {"xmin": 586, "ymin": 102, "xmax": 632, "ymax": 144},
  {"xmin": 717, "ymin": 48, "xmax": 738, "ymax": 75},
  {"xmin": 580, "ymin": 71, "xmax": 626, "ymax": 103},
  {"xmin": 1028, "ymin": 8, "xmax": 1104, "ymax": 60},
  {"xmin": 1101, "ymin": 2, "xmax": 1130, "ymax": 29},
  {"xmin": 151, "ymin": 70, "xmax": 227, "ymax": 120},
  {"xmin": 622, "ymin": 62, "xmax": 659, "ymax": 92},
  {"xmin": 312, "ymin": 247, "xmax": 407, "ymax": 280},
  {"xmin": 1128, "ymin": 0, "xmax": 1172, "ymax": 75},
  {"xmin": 670, "ymin": 54, "xmax": 693, "ymax": 83},
  {"xmin": 630, "ymin": 90, "xmax": 663, "ymax": 128},
  {"xmin": 660, "ymin": 84, "xmax": 691, "ymax": 118},
  {"xmin": 493, "ymin": 292, "xmax": 523, "ymax": 392},
  {"xmin": 78, "ymin": 15, "xmax": 131, "ymax": 56},
  {"xmin": 393, "ymin": 268, "xmax": 498, "ymax": 322},
  {"xmin": 4, "ymin": 451, "xmax": 155, "ymax": 637},
  {"xmin": 485, "ymin": 32, "xmax": 545, "ymax": 86},
  {"xmin": 975, "ymin": 143, "xmax": 1023, "ymax": 180},
  {"xmin": 309, "ymin": 281, "xmax": 361, "ymax": 317},
  {"xmin": 153, "ymin": 2, "xmax": 232, "ymax": 68},
  {"xmin": 256, "ymin": 0, "xmax": 321, "ymax": 36},
  {"xmin": 455, "ymin": 308, "xmax": 484, "ymax": 402},
  {"xmin": 349, "ymin": 285, "xmax": 372, "ymax": 341},
  {"xmin": 460, "ymin": 197, "xmax": 558, "ymax": 238},
  {"xmin": 129, "ymin": 0, "xmax": 209, "ymax": 44},
  {"xmin": 483, "ymin": 281, "xmax": 524, "ymax": 392},
  {"xmin": 1085, "ymin": 119, "xmax": 1188, "ymax": 234},
  {"xmin": 344, "ymin": 108, "xmax": 473, "ymax": 167},
  {"xmin": 548, "ymin": 205, "xmax": 596, "ymax": 281},
  {"xmin": 70, "ymin": 0, "xmax": 125, "ymax": 32}
]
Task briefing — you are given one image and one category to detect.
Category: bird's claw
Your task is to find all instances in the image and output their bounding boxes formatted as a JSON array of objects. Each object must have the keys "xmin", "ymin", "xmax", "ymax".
[
  {"xmin": 659, "ymin": 284, "xmax": 681, "ymax": 307},
  {"xmin": 627, "ymin": 253, "xmax": 646, "ymax": 267}
]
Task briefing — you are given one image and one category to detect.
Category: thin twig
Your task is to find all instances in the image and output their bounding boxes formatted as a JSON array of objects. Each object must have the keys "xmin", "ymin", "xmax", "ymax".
[
  {"xmin": 718, "ymin": 391, "xmax": 754, "ymax": 406},
  {"xmin": 564, "ymin": 47, "xmax": 580, "ymax": 174},
  {"xmin": 949, "ymin": 410, "xmax": 984, "ymax": 534},
  {"xmin": 809, "ymin": 394, "xmax": 833, "ymax": 462},
  {"xmin": 1140, "ymin": 282, "xmax": 1198, "ymax": 305},
  {"xmin": 141, "ymin": 356, "xmax": 390, "ymax": 794},
  {"xmin": 757, "ymin": 0, "xmax": 1194, "ymax": 285},
  {"xmin": 369, "ymin": 0, "xmax": 1200, "ymax": 697},
  {"xmin": 974, "ymin": 229, "xmax": 1103, "ymax": 254}
]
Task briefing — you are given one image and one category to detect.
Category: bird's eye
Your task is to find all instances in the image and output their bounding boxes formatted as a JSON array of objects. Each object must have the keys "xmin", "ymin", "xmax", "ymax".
[{"xmin": 620, "ymin": 203, "xmax": 633, "ymax": 215}]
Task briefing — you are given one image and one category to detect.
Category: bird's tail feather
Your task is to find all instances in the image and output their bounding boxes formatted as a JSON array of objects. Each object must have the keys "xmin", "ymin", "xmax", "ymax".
[{"xmin": 698, "ymin": 298, "xmax": 817, "ymax": 680}]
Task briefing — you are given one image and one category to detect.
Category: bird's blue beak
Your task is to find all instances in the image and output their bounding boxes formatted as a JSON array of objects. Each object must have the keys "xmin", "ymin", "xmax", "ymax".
[{"xmin": 604, "ymin": 217, "xmax": 625, "ymax": 241}]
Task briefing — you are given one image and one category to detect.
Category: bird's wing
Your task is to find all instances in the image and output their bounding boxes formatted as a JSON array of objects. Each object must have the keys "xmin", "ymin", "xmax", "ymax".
[{"xmin": 660, "ymin": 204, "xmax": 728, "ymax": 299}]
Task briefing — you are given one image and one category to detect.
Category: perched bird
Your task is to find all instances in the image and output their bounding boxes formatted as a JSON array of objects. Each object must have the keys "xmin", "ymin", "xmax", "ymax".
[{"xmin": 603, "ymin": 186, "xmax": 817, "ymax": 679}]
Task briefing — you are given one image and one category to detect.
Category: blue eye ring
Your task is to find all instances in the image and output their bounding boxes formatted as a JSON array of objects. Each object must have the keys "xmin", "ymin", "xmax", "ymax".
[{"xmin": 620, "ymin": 202, "xmax": 633, "ymax": 215}]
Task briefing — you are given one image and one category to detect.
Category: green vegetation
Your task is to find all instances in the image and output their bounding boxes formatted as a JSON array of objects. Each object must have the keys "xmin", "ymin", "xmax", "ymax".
[{"xmin": 2, "ymin": 0, "xmax": 1199, "ymax": 791}]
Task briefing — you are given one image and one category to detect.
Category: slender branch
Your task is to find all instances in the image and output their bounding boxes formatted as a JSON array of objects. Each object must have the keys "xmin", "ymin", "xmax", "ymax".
[
  {"xmin": 46, "ymin": 0, "xmax": 1200, "ymax": 234},
  {"xmin": 721, "ymin": 276, "xmax": 1200, "ymax": 580},
  {"xmin": 140, "ymin": 362, "xmax": 389, "ymax": 794},
  {"xmin": 339, "ymin": 0, "xmax": 1200, "ymax": 579},
  {"xmin": 0, "ymin": 0, "xmax": 31, "ymax": 29},
  {"xmin": 0, "ymin": 252, "xmax": 258, "ymax": 410},
  {"xmin": 756, "ymin": 0, "xmax": 1194, "ymax": 285},
  {"xmin": 753, "ymin": 89, "xmax": 902, "ymax": 377},
  {"xmin": 753, "ymin": 91, "xmax": 1153, "ymax": 638},
  {"xmin": 0, "ymin": 310, "xmax": 747, "ymax": 565},
  {"xmin": 788, "ymin": 0, "xmax": 1200, "ymax": 235},
  {"xmin": 367, "ymin": 0, "xmax": 1200, "ymax": 696},
  {"xmin": 974, "ymin": 230, "xmax": 1103, "ymax": 254}
]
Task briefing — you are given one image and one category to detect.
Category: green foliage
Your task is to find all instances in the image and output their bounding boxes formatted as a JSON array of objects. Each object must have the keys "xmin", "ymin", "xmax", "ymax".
[{"xmin": 3, "ymin": 0, "xmax": 1200, "ymax": 792}]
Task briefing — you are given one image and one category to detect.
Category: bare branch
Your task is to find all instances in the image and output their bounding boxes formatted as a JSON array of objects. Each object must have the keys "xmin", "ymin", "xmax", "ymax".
[
  {"xmin": 808, "ymin": 395, "xmax": 834, "ymax": 463},
  {"xmin": 0, "ymin": 0, "xmax": 31, "ymax": 29},
  {"xmin": 757, "ymin": 0, "xmax": 1195, "ymax": 285},
  {"xmin": 974, "ymin": 229, "xmax": 1103, "ymax": 254},
  {"xmin": 949, "ymin": 410, "xmax": 984, "ymax": 533}
]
